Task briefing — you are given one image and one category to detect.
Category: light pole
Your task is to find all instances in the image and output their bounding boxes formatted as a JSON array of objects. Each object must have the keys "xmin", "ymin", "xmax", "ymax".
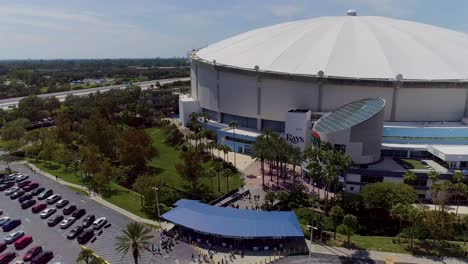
[
  {"xmin": 152, "ymin": 187, "xmax": 161, "ymax": 227},
  {"xmin": 307, "ymin": 224, "xmax": 317, "ymax": 264}
]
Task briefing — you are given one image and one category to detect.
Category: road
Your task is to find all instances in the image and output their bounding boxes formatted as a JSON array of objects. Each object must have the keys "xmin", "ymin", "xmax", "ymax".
[{"xmin": 0, "ymin": 77, "xmax": 190, "ymax": 109}]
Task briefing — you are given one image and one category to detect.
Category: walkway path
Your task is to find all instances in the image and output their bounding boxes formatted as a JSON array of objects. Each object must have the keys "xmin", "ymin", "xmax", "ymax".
[
  {"xmin": 308, "ymin": 241, "xmax": 467, "ymax": 264},
  {"xmin": 24, "ymin": 161, "xmax": 174, "ymax": 230}
]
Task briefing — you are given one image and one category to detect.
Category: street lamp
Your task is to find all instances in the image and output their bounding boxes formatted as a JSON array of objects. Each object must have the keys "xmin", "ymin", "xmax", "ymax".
[
  {"xmin": 307, "ymin": 224, "xmax": 318, "ymax": 264},
  {"xmin": 152, "ymin": 187, "xmax": 161, "ymax": 227}
]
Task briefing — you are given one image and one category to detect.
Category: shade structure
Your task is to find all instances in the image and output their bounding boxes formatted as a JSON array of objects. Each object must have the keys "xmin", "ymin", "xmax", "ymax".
[{"xmin": 161, "ymin": 199, "xmax": 304, "ymax": 239}]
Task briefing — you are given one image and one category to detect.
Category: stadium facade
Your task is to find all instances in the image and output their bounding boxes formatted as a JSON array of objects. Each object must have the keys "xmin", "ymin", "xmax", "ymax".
[{"xmin": 180, "ymin": 11, "xmax": 468, "ymax": 169}]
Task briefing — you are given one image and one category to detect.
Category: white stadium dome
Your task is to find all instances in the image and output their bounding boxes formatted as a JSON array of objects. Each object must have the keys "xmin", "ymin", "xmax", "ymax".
[{"xmin": 195, "ymin": 15, "xmax": 468, "ymax": 80}]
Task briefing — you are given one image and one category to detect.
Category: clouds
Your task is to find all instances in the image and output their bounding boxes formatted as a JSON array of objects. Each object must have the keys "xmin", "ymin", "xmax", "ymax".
[
  {"xmin": 0, "ymin": 3, "xmax": 187, "ymax": 59},
  {"xmin": 266, "ymin": 3, "xmax": 303, "ymax": 18}
]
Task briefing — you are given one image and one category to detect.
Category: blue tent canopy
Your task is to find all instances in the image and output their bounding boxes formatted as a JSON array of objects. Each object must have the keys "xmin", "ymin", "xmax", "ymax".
[{"xmin": 161, "ymin": 199, "xmax": 304, "ymax": 239}]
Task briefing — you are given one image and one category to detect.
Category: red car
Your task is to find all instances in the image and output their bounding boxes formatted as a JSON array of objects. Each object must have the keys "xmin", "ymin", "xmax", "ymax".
[
  {"xmin": 0, "ymin": 243, "xmax": 5, "ymax": 253},
  {"xmin": 14, "ymin": 235, "xmax": 32, "ymax": 250},
  {"xmin": 0, "ymin": 252, "xmax": 15, "ymax": 264},
  {"xmin": 31, "ymin": 203, "xmax": 47, "ymax": 214},
  {"xmin": 23, "ymin": 183, "xmax": 39, "ymax": 192},
  {"xmin": 23, "ymin": 246, "xmax": 42, "ymax": 262}
]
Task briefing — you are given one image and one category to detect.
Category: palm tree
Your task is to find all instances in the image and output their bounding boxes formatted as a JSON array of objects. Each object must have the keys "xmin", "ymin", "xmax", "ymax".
[
  {"xmin": 228, "ymin": 120, "xmax": 239, "ymax": 167},
  {"xmin": 76, "ymin": 247, "xmax": 97, "ymax": 264},
  {"xmin": 115, "ymin": 222, "xmax": 154, "ymax": 264},
  {"xmin": 428, "ymin": 171, "xmax": 441, "ymax": 210},
  {"xmin": 207, "ymin": 167, "xmax": 216, "ymax": 195},
  {"xmin": 324, "ymin": 164, "xmax": 338, "ymax": 214},
  {"xmin": 223, "ymin": 168, "xmax": 232, "ymax": 192},
  {"xmin": 390, "ymin": 203, "xmax": 409, "ymax": 235},
  {"xmin": 222, "ymin": 145, "xmax": 230, "ymax": 162},
  {"xmin": 252, "ymin": 133, "xmax": 270, "ymax": 187},
  {"xmin": 452, "ymin": 170, "xmax": 467, "ymax": 215},
  {"xmin": 403, "ymin": 171, "xmax": 417, "ymax": 185},
  {"xmin": 214, "ymin": 161, "xmax": 223, "ymax": 192},
  {"xmin": 306, "ymin": 160, "xmax": 322, "ymax": 195},
  {"xmin": 290, "ymin": 146, "xmax": 303, "ymax": 185}
]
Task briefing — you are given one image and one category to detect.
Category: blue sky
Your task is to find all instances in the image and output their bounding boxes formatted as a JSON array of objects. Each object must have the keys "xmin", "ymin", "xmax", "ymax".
[{"xmin": 1, "ymin": 0, "xmax": 468, "ymax": 59}]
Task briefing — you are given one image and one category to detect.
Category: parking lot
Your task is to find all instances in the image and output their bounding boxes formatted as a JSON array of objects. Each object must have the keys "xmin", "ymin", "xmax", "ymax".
[{"xmin": 1, "ymin": 163, "xmax": 194, "ymax": 263}]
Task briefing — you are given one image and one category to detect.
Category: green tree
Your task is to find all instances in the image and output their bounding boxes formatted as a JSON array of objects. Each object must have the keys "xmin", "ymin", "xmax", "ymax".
[
  {"xmin": 330, "ymin": 205, "xmax": 344, "ymax": 239},
  {"xmin": 116, "ymin": 127, "xmax": 158, "ymax": 172},
  {"xmin": 452, "ymin": 171, "xmax": 467, "ymax": 215},
  {"xmin": 214, "ymin": 160, "xmax": 223, "ymax": 193},
  {"xmin": 80, "ymin": 145, "xmax": 101, "ymax": 178},
  {"xmin": 422, "ymin": 210, "xmax": 456, "ymax": 246},
  {"xmin": 337, "ymin": 214, "xmax": 358, "ymax": 246},
  {"xmin": 405, "ymin": 206, "xmax": 424, "ymax": 248},
  {"xmin": 403, "ymin": 171, "xmax": 417, "ymax": 185},
  {"xmin": 390, "ymin": 203, "xmax": 409, "ymax": 235},
  {"xmin": 115, "ymin": 222, "xmax": 154, "ymax": 264},
  {"xmin": 228, "ymin": 120, "xmax": 238, "ymax": 166},
  {"xmin": 1, "ymin": 118, "xmax": 30, "ymax": 141},
  {"xmin": 76, "ymin": 247, "xmax": 97, "ymax": 264},
  {"xmin": 175, "ymin": 150, "xmax": 204, "ymax": 193},
  {"xmin": 39, "ymin": 132, "xmax": 57, "ymax": 165},
  {"xmin": 361, "ymin": 182, "xmax": 416, "ymax": 211},
  {"xmin": 95, "ymin": 160, "xmax": 116, "ymax": 192},
  {"xmin": 428, "ymin": 171, "xmax": 441, "ymax": 210},
  {"xmin": 223, "ymin": 168, "xmax": 232, "ymax": 192},
  {"xmin": 252, "ymin": 132, "xmax": 270, "ymax": 187}
]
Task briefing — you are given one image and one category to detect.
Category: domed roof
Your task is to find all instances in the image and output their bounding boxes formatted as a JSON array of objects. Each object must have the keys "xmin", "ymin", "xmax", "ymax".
[
  {"xmin": 195, "ymin": 15, "xmax": 468, "ymax": 80},
  {"xmin": 313, "ymin": 98, "xmax": 385, "ymax": 134}
]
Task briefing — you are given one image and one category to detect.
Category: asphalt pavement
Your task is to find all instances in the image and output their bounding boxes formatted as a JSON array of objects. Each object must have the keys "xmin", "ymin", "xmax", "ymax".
[{"xmin": 1, "ymin": 163, "xmax": 194, "ymax": 263}]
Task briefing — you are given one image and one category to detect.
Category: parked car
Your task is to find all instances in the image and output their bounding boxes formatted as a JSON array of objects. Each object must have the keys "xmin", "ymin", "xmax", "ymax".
[
  {"xmin": 21, "ymin": 199, "xmax": 36, "ymax": 209},
  {"xmin": 14, "ymin": 235, "xmax": 32, "ymax": 250},
  {"xmin": 92, "ymin": 217, "xmax": 107, "ymax": 230},
  {"xmin": 18, "ymin": 193, "xmax": 33, "ymax": 203},
  {"xmin": 31, "ymin": 203, "xmax": 47, "ymax": 214},
  {"xmin": 5, "ymin": 187, "xmax": 19, "ymax": 196},
  {"xmin": 10, "ymin": 190, "xmax": 25, "ymax": 200},
  {"xmin": 39, "ymin": 208, "xmax": 56, "ymax": 219},
  {"xmin": 77, "ymin": 229, "xmax": 94, "ymax": 244},
  {"xmin": 82, "ymin": 215, "xmax": 95, "ymax": 228},
  {"xmin": 23, "ymin": 246, "xmax": 42, "ymax": 262},
  {"xmin": 17, "ymin": 180, "xmax": 31, "ymax": 188},
  {"xmin": 37, "ymin": 190, "xmax": 53, "ymax": 200},
  {"xmin": 0, "ymin": 243, "xmax": 6, "ymax": 253},
  {"xmin": 0, "ymin": 182, "xmax": 14, "ymax": 191},
  {"xmin": 46, "ymin": 194, "xmax": 61, "ymax": 205},
  {"xmin": 72, "ymin": 209, "xmax": 86, "ymax": 219},
  {"xmin": 63, "ymin": 205, "xmax": 76, "ymax": 215},
  {"xmin": 4, "ymin": 230, "xmax": 24, "ymax": 244},
  {"xmin": 47, "ymin": 215, "xmax": 63, "ymax": 227},
  {"xmin": 2, "ymin": 219, "xmax": 21, "ymax": 232},
  {"xmin": 0, "ymin": 252, "xmax": 15, "ymax": 264},
  {"xmin": 67, "ymin": 225, "xmax": 83, "ymax": 239},
  {"xmin": 30, "ymin": 187, "xmax": 45, "ymax": 196},
  {"xmin": 15, "ymin": 175, "xmax": 29, "ymax": 182},
  {"xmin": 55, "ymin": 199, "xmax": 69, "ymax": 209},
  {"xmin": 59, "ymin": 217, "xmax": 75, "ymax": 229},
  {"xmin": 23, "ymin": 183, "xmax": 39, "ymax": 192},
  {"xmin": 0, "ymin": 218, "xmax": 9, "ymax": 227},
  {"xmin": 31, "ymin": 250, "xmax": 53, "ymax": 264}
]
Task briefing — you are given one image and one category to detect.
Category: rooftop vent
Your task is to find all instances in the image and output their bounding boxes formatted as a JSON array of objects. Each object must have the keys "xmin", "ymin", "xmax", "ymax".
[{"xmin": 346, "ymin": 9, "xmax": 357, "ymax": 16}]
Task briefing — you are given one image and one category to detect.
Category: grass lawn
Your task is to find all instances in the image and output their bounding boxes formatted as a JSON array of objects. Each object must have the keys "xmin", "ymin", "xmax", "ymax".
[
  {"xmin": 401, "ymin": 159, "xmax": 428, "ymax": 170},
  {"xmin": 146, "ymin": 128, "xmax": 241, "ymax": 197},
  {"xmin": 29, "ymin": 159, "xmax": 149, "ymax": 219},
  {"xmin": 326, "ymin": 232, "xmax": 468, "ymax": 257},
  {"xmin": 28, "ymin": 159, "xmax": 82, "ymax": 185}
]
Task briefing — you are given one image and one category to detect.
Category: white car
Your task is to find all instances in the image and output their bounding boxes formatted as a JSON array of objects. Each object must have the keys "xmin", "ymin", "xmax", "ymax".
[
  {"xmin": 15, "ymin": 175, "xmax": 29, "ymax": 182},
  {"xmin": 46, "ymin": 194, "xmax": 61, "ymax": 205},
  {"xmin": 5, "ymin": 187, "xmax": 19, "ymax": 195},
  {"xmin": 40, "ymin": 208, "xmax": 57, "ymax": 219},
  {"xmin": 92, "ymin": 217, "xmax": 107, "ymax": 230},
  {"xmin": 59, "ymin": 217, "xmax": 76, "ymax": 229}
]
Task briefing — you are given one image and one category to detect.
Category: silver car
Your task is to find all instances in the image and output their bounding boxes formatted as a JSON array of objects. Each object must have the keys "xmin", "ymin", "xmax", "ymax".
[
  {"xmin": 5, "ymin": 187, "xmax": 19, "ymax": 195},
  {"xmin": 59, "ymin": 217, "xmax": 76, "ymax": 229},
  {"xmin": 40, "ymin": 208, "xmax": 57, "ymax": 219},
  {"xmin": 4, "ymin": 230, "xmax": 24, "ymax": 244}
]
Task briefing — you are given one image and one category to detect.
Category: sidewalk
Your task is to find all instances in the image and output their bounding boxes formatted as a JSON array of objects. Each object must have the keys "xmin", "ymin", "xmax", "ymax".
[
  {"xmin": 24, "ymin": 162, "xmax": 174, "ymax": 230},
  {"xmin": 309, "ymin": 241, "xmax": 467, "ymax": 264}
]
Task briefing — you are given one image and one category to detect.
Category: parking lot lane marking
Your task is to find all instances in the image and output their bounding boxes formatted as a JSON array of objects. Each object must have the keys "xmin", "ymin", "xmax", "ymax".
[
  {"xmin": 25, "ymin": 218, "xmax": 31, "ymax": 222},
  {"xmin": 80, "ymin": 199, "xmax": 86, "ymax": 203}
]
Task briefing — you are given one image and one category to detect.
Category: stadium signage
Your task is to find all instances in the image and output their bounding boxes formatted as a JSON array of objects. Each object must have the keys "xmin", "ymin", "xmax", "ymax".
[{"xmin": 286, "ymin": 134, "xmax": 304, "ymax": 144}]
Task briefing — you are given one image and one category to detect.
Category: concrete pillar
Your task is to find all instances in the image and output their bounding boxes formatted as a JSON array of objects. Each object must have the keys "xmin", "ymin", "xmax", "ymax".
[
  {"xmin": 195, "ymin": 64, "xmax": 199, "ymax": 99},
  {"xmin": 391, "ymin": 86, "xmax": 399, "ymax": 121},
  {"xmin": 256, "ymin": 69, "xmax": 262, "ymax": 131},
  {"xmin": 317, "ymin": 83, "xmax": 323, "ymax": 112}
]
